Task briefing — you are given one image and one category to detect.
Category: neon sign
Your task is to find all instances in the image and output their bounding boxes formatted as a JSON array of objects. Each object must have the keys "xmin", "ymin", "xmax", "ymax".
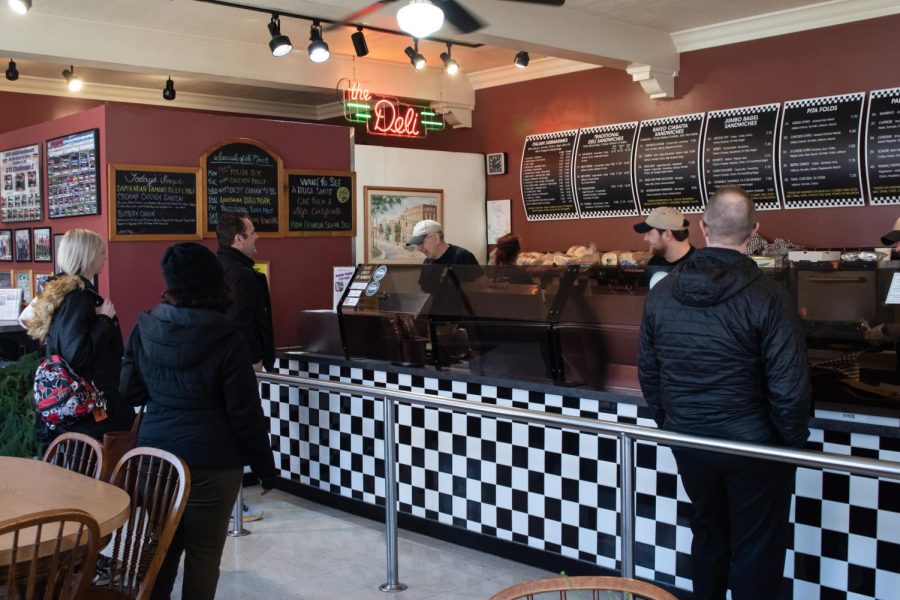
[{"xmin": 341, "ymin": 80, "xmax": 444, "ymax": 139}]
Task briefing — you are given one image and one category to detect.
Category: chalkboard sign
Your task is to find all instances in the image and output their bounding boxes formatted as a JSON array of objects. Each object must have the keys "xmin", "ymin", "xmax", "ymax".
[
  {"xmin": 520, "ymin": 130, "xmax": 579, "ymax": 221},
  {"xmin": 285, "ymin": 170, "xmax": 356, "ymax": 237},
  {"xmin": 573, "ymin": 122, "xmax": 639, "ymax": 218},
  {"xmin": 866, "ymin": 88, "xmax": 900, "ymax": 206},
  {"xmin": 634, "ymin": 114, "xmax": 705, "ymax": 214},
  {"xmin": 108, "ymin": 164, "xmax": 201, "ymax": 240},
  {"xmin": 202, "ymin": 139, "xmax": 283, "ymax": 236}
]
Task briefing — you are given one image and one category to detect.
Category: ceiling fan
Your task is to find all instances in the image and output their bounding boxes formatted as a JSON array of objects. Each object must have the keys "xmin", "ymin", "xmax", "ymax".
[{"xmin": 331, "ymin": 0, "xmax": 566, "ymax": 37}]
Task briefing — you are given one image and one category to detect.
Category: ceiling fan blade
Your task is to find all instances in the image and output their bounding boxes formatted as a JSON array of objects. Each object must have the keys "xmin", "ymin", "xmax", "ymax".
[
  {"xmin": 324, "ymin": 1, "xmax": 397, "ymax": 32},
  {"xmin": 434, "ymin": 0, "xmax": 485, "ymax": 34},
  {"xmin": 500, "ymin": 0, "xmax": 565, "ymax": 5}
]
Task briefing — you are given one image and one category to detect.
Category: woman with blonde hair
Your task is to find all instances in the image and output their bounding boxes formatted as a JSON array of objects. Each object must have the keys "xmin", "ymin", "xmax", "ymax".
[{"xmin": 24, "ymin": 228, "xmax": 134, "ymax": 441}]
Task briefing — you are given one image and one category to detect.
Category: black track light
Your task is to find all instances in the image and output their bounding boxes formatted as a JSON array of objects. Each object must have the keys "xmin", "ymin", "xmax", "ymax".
[
  {"xmin": 404, "ymin": 38, "xmax": 426, "ymax": 70},
  {"xmin": 162, "ymin": 77, "xmax": 176, "ymax": 101},
  {"xmin": 62, "ymin": 65, "xmax": 82, "ymax": 92},
  {"xmin": 514, "ymin": 50, "xmax": 529, "ymax": 69},
  {"xmin": 351, "ymin": 27, "xmax": 369, "ymax": 58},
  {"xmin": 8, "ymin": 0, "xmax": 31, "ymax": 15},
  {"xmin": 308, "ymin": 20, "xmax": 330, "ymax": 63},
  {"xmin": 440, "ymin": 43, "xmax": 459, "ymax": 75},
  {"xmin": 268, "ymin": 14, "xmax": 292, "ymax": 57},
  {"xmin": 5, "ymin": 59, "xmax": 19, "ymax": 81}
]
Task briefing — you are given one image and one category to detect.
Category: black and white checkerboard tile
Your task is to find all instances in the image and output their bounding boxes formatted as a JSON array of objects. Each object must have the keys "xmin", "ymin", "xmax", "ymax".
[{"xmin": 262, "ymin": 358, "xmax": 900, "ymax": 599}]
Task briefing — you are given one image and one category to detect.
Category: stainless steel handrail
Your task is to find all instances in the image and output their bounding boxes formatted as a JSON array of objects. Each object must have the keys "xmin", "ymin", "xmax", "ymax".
[{"xmin": 257, "ymin": 371, "xmax": 900, "ymax": 587}]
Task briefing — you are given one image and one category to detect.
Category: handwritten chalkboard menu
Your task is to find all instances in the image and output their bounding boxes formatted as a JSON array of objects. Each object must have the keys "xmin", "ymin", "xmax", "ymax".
[
  {"xmin": 573, "ymin": 123, "xmax": 638, "ymax": 218},
  {"xmin": 779, "ymin": 93, "xmax": 864, "ymax": 209},
  {"xmin": 520, "ymin": 130, "xmax": 579, "ymax": 221},
  {"xmin": 203, "ymin": 139, "xmax": 283, "ymax": 236},
  {"xmin": 286, "ymin": 170, "xmax": 356, "ymax": 237},
  {"xmin": 703, "ymin": 104, "xmax": 781, "ymax": 210},
  {"xmin": 634, "ymin": 114, "xmax": 705, "ymax": 214},
  {"xmin": 866, "ymin": 88, "xmax": 900, "ymax": 205},
  {"xmin": 108, "ymin": 164, "xmax": 201, "ymax": 240}
]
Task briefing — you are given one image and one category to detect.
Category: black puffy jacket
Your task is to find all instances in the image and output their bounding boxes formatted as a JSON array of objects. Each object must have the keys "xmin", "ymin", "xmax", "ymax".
[
  {"xmin": 120, "ymin": 303, "xmax": 276, "ymax": 486},
  {"xmin": 638, "ymin": 247, "xmax": 810, "ymax": 448}
]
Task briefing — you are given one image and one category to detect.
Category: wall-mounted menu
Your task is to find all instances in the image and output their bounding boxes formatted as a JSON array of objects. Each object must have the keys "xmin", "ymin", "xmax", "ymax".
[
  {"xmin": 286, "ymin": 170, "xmax": 356, "ymax": 237},
  {"xmin": 520, "ymin": 130, "xmax": 579, "ymax": 221},
  {"xmin": 0, "ymin": 143, "xmax": 42, "ymax": 223},
  {"xmin": 108, "ymin": 164, "xmax": 201, "ymax": 240},
  {"xmin": 634, "ymin": 114, "xmax": 705, "ymax": 214},
  {"xmin": 779, "ymin": 93, "xmax": 864, "ymax": 209},
  {"xmin": 866, "ymin": 88, "xmax": 900, "ymax": 206},
  {"xmin": 703, "ymin": 104, "xmax": 781, "ymax": 210},
  {"xmin": 47, "ymin": 129, "xmax": 99, "ymax": 219},
  {"xmin": 203, "ymin": 140, "xmax": 283, "ymax": 235},
  {"xmin": 573, "ymin": 123, "xmax": 638, "ymax": 218}
]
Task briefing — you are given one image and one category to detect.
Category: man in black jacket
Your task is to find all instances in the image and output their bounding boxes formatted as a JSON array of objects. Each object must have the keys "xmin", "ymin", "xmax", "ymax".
[{"xmin": 638, "ymin": 186, "xmax": 810, "ymax": 600}]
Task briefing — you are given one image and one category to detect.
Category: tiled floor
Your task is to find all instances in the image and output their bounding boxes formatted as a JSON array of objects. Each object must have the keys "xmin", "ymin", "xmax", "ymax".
[{"xmin": 174, "ymin": 489, "xmax": 555, "ymax": 599}]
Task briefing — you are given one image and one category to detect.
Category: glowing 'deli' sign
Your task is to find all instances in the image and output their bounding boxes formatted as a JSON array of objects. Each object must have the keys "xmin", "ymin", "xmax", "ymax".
[{"xmin": 341, "ymin": 81, "xmax": 444, "ymax": 139}]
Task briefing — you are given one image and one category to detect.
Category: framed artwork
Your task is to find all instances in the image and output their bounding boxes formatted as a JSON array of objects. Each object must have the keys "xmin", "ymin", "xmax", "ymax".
[
  {"xmin": 53, "ymin": 232, "xmax": 63, "ymax": 273},
  {"xmin": 364, "ymin": 186, "xmax": 443, "ymax": 264},
  {"xmin": 0, "ymin": 229, "xmax": 12, "ymax": 261},
  {"xmin": 14, "ymin": 228, "xmax": 31, "ymax": 262},
  {"xmin": 486, "ymin": 152, "xmax": 508, "ymax": 176},
  {"xmin": 33, "ymin": 226, "xmax": 52, "ymax": 262},
  {"xmin": 46, "ymin": 129, "xmax": 100, "ymax": 219},
  {"xmin": 0, "ymin": 143, "xmax": 42, "ymax": 223},
  {"xmin": 0, "ymin": 270, "xmax": 11, "ymax": 288},
  {"xmin": 14, "ymin": 269, "xmax": 32, "ymax": 303},
  {"xmin": 34, "ymin": 272, "xmax": 52, "ymax": 295}
]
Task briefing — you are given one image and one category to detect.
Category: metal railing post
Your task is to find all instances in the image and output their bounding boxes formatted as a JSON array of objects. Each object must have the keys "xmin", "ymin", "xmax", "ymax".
[
  {"xmin": 227, "ymin": 482, "xmax": 250, "ymax": 537},
  {"xmin": 379, "ymin": 393, "xmax": 407, "ymax": 592},
  {"xmin": 618, "ymin": 432, "xmax": 635, "ymax": 579}
]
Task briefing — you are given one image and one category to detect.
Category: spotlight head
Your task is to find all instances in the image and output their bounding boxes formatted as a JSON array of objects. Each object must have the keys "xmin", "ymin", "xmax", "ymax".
[
  {"xmin": 308, "ymin": 21, "xmax": 330, "ymax": 63},
  {"xmin": 7, "ymin": 0, "xmax": 31, "ymax": 15},
  {"xmin": 62, "ymin": 66, "xmax": 82, "ymax": 92},
  {"xmin": 5, "ymin": 59, "xmax": 18, "ymax": 82},
  {"xmin": 440, "ymin": 44, "xmax": 459, "ymax": 75},
  {"xmin": 162, "ymin": 77, "xmax": 176, "ymax": 101},
  {"xmin": 351, "ymin": 28, "xmax": 369, "ymax": 58},
  {"xmin": 397, "ymin": 0, "xmax": 443, "ymax": 39},
  {"xmin": 268, "ymin": 14, "xmax": 293, "ymax": 57},
  {"xmin": 514, "ymin": 50, "xmax": 529, "ymax": 69},
  {"xmin": 404, "ymin": 46, "xmax": 425, "ymax": 70}
]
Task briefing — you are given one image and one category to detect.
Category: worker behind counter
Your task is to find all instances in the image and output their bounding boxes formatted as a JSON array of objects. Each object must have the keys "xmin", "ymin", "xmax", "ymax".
[{"xmin": 863, "ymin": 217, "xmax": 900, "ymax": 345}]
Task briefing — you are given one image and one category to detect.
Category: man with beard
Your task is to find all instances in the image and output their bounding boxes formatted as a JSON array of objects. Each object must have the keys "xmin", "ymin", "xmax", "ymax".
[{"xmin": 633, "ymin": 207, "xmax": 695, "ymax": 266}]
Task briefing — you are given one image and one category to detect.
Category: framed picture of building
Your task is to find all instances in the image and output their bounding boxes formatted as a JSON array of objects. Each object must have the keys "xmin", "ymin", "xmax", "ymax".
[{"xmin": 364, "ymin": 187, "xmax": 443, "ymax": 264}]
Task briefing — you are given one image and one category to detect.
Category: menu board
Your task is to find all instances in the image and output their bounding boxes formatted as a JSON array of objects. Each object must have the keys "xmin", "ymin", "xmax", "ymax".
[
  {"xmin": 703, "ymin": 104, "xmax": 781, "ymax": 210},
  {"xmin": 0, "ymin": 143, "xmax": 41, "ymax": 223},
  {"xmin": 520, "ymin": 130, "xmax": 579, "ymax": 221},
  {"xmin": 108, "ymin": 164, "xmax": 201, "ymax": 240},
  {"xmin": 46, "ymin": 129, "xmax": 99, "ymax": 218},
  {"xmin": 634, "ymin": 114, "xmax": 705, "ymax": 214},
  {"xmin": 285, "ymin": 170, "xmax": 356, "ymax": 237},
  {"xmin": 866, "ymin": 88, "xmax": 900, "ymax": 205},
  {"xmin": 779, "ymin": 93, "xmax": 865, "ymax": 209},
  {"xmin": 573, "ymin": 123, "xmax": 639, "ymax": 218},
  {"xmin": 204, "ymin": 140, "xmax": 283, "ymax": 236}
]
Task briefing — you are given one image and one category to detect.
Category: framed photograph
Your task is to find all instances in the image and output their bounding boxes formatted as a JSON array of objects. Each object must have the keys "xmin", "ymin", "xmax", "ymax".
[
  {"xmin": 0, "ymin": 270, "xmax": 11, "ymax": 288},
  {"xmin": 34, "ymin": 272, "xmax": 52, "ymax": 295},
  {"xmin": 0, "ymin": 229, "xmax": 12, "ymax": 262},
  {"xmin": 0, "ymin": 143, "xmax": 42, "ymax": 223},
  {"xmin": 14, "ymin": 269, "xmax": 32, "ymax": 303},
  {"xmin": 14, "ymin": 228, "xmax": 30, "ymax": 262},
  {"xmin": 33, "ymin": 226, "xmax": 52, "ymax": 262},
  {"xmin": 364, "ymin": 186, "xmax": 443, "ymax": 264},
  {"xmin": 53, "ymin": 232, "xmax": 63, "ymax": 273},
  {"xmin": 486, "ymin": 152, "xmax": 508, "ymax": 176},
  {"xmin": 46, "ymin": 129, "xmax": 100, "ymax": 219}
]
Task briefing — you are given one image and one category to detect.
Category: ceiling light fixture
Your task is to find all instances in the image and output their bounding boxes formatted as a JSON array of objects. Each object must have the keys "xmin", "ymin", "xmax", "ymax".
[
  {"xmin": 5, "ymin": 59, "xmax": 18, "ymax": 81},
  {"xmin": 268, "ymin": 13, "xmax": 293, "ymax": 57},
  {"xmin": 7, "ymin": 0, "xmax": 31, "ymax": 15},
  {"xmin": 351, "ymin": 27, "xmax": 369, "ymax": 57},
  {"xmin": 162, "ymin": 77, "xmax": 176, "ymax": 101},
  {"xmin": 514, "ymin": 50, "xmax": 530, "ymax": 69},
  {"xmin": 397, "ymin": 0, "xmax": 443, "ymax": 40},
  {"xmin": 440, "ymin": 43, "xmax": 459, "ymax": 76},
  {"xmin": 308, "ymin": 20, "xmax": 330, "ymax": 63},
  {"xmin": 404, "ymin": 38, "xmax": 426, "ymax": 70},
  {"xmin": 62, "ymin": 65, "xmax": 82, "ymax": 92}
]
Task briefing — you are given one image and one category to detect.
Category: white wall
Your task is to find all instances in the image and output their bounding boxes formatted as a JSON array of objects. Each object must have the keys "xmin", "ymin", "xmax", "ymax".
[{"xmin": 353, "ymin": 145, "xmax": 486, "ymax": 265}]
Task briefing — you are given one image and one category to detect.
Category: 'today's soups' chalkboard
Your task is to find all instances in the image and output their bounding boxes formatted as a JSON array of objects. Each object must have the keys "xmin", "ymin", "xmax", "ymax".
[
  {"xmin": 108, "ymin": 164, "xmax": 202, "ymax": 240},
  {"xmin": 203, "ymin": 139, "xmax": 284, "ymax": 236},
  {"xmin": 285, "ymin": 170, "xmax": 356, "ymax": 237}
]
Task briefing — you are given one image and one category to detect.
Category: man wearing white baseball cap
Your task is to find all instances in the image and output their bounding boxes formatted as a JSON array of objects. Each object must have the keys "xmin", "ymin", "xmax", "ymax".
[
  {"xmin": 633, "ymin": 207, "xmax": 695, "ymax": 266},
  {"xmin": 406, "ymin": 219, "xmax": 478, "ymax": 266}
]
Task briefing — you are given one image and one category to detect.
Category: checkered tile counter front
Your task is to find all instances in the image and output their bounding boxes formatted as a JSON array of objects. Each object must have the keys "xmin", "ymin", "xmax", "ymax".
[{"xmin": 262, "ymin": 357, "xmax": 900, "ymax": 599}]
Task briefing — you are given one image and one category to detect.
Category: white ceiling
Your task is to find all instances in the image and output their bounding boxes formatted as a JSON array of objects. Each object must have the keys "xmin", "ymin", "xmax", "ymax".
[{"xmin": 0, "ymin": 0, "xmax": 897, "ymax": 121}]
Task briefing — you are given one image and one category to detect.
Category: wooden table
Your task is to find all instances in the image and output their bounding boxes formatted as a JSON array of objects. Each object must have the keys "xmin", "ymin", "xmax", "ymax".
[{"xmin": 0, "ymin": 456, "xmax": 130, "ymax": 563}]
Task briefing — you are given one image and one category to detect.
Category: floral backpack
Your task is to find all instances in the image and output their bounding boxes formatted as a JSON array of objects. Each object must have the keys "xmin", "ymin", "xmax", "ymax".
[{"xmin": 33, "ymin": 354, "xmax": 106, "ymax": 430}]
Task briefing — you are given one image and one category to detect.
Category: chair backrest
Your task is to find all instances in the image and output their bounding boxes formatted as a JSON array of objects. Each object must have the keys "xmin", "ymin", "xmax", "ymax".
[
  {"xmin": 489, "ymin": 576, "xmax": 678, "ymax": 600},
  {"xmin": 0, "ymin": 508, "xmax": 101, "ymax": 600},
  {"xmin": 42, "ymin": 432, "xmax": 105, "ymax": 480},
  {"xmin": 91, "ymin": 447, "xmax": 190, "ymax": 600}
]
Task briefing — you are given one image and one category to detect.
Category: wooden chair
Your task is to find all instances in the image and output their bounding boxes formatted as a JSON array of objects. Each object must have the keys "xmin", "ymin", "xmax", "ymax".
[
  {"xmin": 83, "ymin": 448, "xmax": 190, "ymax": 600},
  {"xmin": 0, "ymin": 508, "xmax": 102, "ymax": 600},
  {"xmin": 489, "ymin": 575, "xmax": 678, "ymax": 600},
  {"xmin": 42, "ymin": 432, "xmax": 105, "ymax": 480}
]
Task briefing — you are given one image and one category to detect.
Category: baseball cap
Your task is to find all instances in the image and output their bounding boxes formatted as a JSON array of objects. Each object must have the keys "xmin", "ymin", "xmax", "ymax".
[
  {"xmin": 881, "ymin": 217, "xmax": 900, "ymax": 245},
  {"xmin": 633, "ymin": 207, "xmax": 689, "ymax": 233},
  {"xmin": 406, "ymin": 219, "xmax": 442, "ymax": 246}
]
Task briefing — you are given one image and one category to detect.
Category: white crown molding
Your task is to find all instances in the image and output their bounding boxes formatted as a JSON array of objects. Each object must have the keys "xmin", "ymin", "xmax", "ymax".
[
  {"xmin": 466, "ymin": 58, "xmax": 600, "ymax": 90},
  {"xmin": 673, "ymin": 0, "xmax": 900, "ymax": 52}
]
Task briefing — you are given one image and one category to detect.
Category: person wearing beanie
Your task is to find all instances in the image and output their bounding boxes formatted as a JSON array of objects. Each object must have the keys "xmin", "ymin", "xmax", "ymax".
[{"xmin": 120, "ymin": 242, "xmax": 277, "ymax": 600}]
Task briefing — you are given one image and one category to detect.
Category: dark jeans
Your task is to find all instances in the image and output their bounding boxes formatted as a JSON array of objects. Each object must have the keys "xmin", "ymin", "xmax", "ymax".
[
  {"xmin": 151, "ymin": 467, "xmax": 242, "ymax": 600},
  {"xmin": 672, "ymin": 447, "xmax": 796, "ymax": 600}
]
